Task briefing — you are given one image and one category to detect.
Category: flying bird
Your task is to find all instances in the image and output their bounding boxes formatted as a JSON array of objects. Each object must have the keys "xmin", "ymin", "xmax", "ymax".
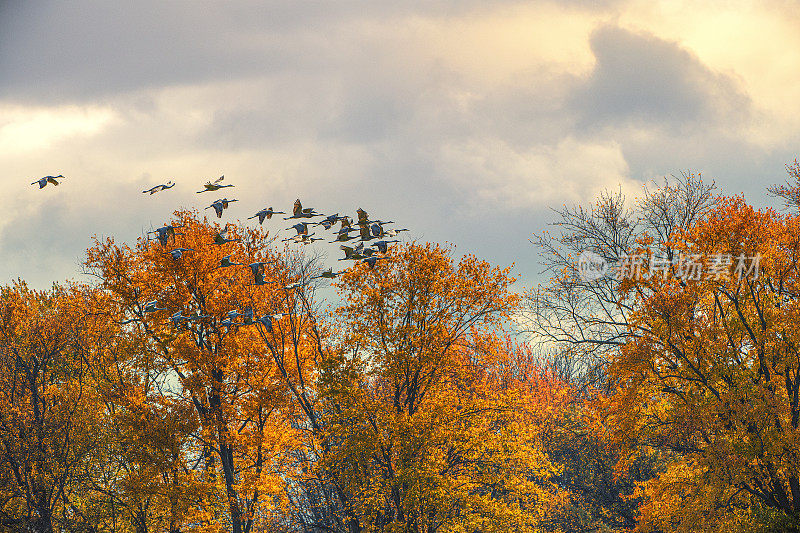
[
  {"xmin": 358, "ymin": 223, "xmax": 376, "ymax": 242},
  {"xmin": 383, "ymin": 228, "xmax": 409, "ymax": 238},
  {"xmin": 372, "ymin": 240, "xmax": 398, "ymax": 254},
  {"xmin": 248, "ymin": 207, "xmax": 285, "ymax": 224},
  {"xmin": 257, "ymin": 312, "xmax": 287, "ymax": 333},
  {"xmin": 212, "ymin": 226, "xmax": 241, "ymax": 245},
  {"xmin": 197, "ymin": 175, "xmax": 233, "ymax": 193},
  {"xmin": 315, "ymin": 213, "xmax": 345, "ymax": 230},
  {"xmin": 217, "ymin": 255, "xmax": 243, "ymax": 268},
  {"xmin": 284, "ymin": 199, "xmax": 322, "ymax": 219},
  {"xmin": 370, "ymin": 222, "xmax": 396, "ymax": 238},
  {"xmin": 330, "ymin": 228, "xmax": 358, "ymax": 243},
  {"xmin": 311, "ymin": 268, "xmax": 342, "ymax": 280},
  {"xmin": 206, "ymin": 198, "xmax": 238, "ymax": 218},
  {"xmin": 169, "ymin": 311, "xmax": 191, "ymax": 328},
  {"xmin": 226, "ymin": 307, "xmax": 254, "ymax": 322},
  {"xmin": 362, "ymin": 256, "xmax": 388, "ymax": 269},
  {"xmin": 282, "ymin": 234, "xmax": 321, "ymax": 245},
  {"xmin": 339, "ymin": 244, "xmax": 365, "ymax": 261},
  {"xmin": 356, "ymin": 208, "xmax": 369, "ymax": 226},
  {"xmin": 166, "ymin": 247, "xmax": 194, "ymax": 260},
  {"xmin": 143, "ymin": 301, "xmax": 167, "ymax": 313},
  {"xmin": 31, "ymin": 175, "xmax": 64, "ymax": 189},
  {"xmin": 142, "ymin": 181, "xmax": 175, "ymax": 194},
  {"xmin": 240, "ymin": 306, "xmax": 256, "ymax": 325},
  {"xmin": 149, "ymin": 225, "xmax": 182, "ymax": 246},
  {"xmin": 288, "ymin": 222, "xmax": 311, "ymax": 235},
  {"xmin": 248, "ymin": 261, "xmax": 276, "ymax": 285}
]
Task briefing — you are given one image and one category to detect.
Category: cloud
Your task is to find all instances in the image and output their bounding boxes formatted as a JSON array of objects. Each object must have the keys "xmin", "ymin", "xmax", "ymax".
[
  {"xmin": 572, "ymin": 25, "xmax": 753, "ymax": 130},
  {"xmin": 0, "ymin": 1, "xmax": 573, "ymax": 105},
  {"xmin": 437, "ymin": 136, "xmax": 635, "ymax": 209},
  {"xmin": 0, "ymin": 104, "xmax": 115, "ymax": 156}
]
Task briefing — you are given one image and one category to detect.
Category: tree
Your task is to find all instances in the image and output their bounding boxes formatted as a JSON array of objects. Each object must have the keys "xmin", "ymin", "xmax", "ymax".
[
  {"xmin": 317, "ymin": 242, "xmax": 562, "ymax": 531},
  {"xmin": 600, "ymin": 193, "xmax": 800, "ymax": 531},
  {"xmin": 522, "ymin": 174, "xmax": 718, "ymax": 531},
  {"xmin": 85, "ymin": 210, "xmax": 309, "ymax": 533},
  {"xmin": 526, "ymin": 173, "xmax": 718, "ymax": 388},
  {"xmin": 0, "ymin": 281, "xmax": 110, "ymax": 532}
]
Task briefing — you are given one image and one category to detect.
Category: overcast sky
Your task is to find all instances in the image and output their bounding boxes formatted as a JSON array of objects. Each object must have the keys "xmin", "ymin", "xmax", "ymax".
[{"xmin": 1, "ymin": 0, "xmax": 798, "ymax": 289}]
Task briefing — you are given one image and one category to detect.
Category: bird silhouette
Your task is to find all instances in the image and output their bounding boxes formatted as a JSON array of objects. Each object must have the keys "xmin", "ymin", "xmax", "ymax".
[
  {"xmin": 282, "ymin": 234, "xmax": 321, "ymax": 245},
  {"xmin": 330, "ymin": 228, "xmax": 358, "ymax": 243},
  {"xmin": 284, "ymin": 199, "xmax": 322, "ymax": 219},
  {"xmin": 248, "ymin": 261, "xmax": 276, "ymax": 285},
  {"xmin": 315, "ymin": 213, "xmax": 345, "ymax": 230},
  {"xmin": 149, "ymin": 225, "xmax": 182, "ymax": 246},
  {"xmin": 169, "ymin": 311, "xmax": 191, "ymax": 328},
  {"xmin": 240, "ymin": 306, "xmax": 256, "ymax": 325},
  {"xmin": 383, "ymin": 228, "xmax": 409, "ymax": 238},
  {"xmin": 362, "ymin": 256, "xmax": 387, "ymax": 269},
  {"xmin": 372, "ymin": 240, "xmax": 398, "ymax": 254},
  {"xmin": 288, "ymin": 222, "xmax": 311, "ymax": 235},
  {"xmin": 206, "ymin": 198, "xmax": 238, "ymax": 218},
  {"xmin": 217, "ymin": 255, "xmax": 243, "ymax": 268},
  {"xmin": 257, "ymin": 314, "xmax": 275, "ymax": 332},
  {"xmin": 358, "ymin": 223, "xmax": 376, "ymax": 241},
  {"xmin": 248, "ymin": 207, "xmax": 285, "ymax": 224},
  {"xmin": 226, "ymin": 307, "xmax": 254, "ymax": 322},
  {"xmin": 257, "ymin": 312, "xmax": 287, "ymax": 332},
  {"xmin": 31, "ymin": 175, "xmax": 64, "ymax": 189},
  {"xmin": 339, "ymin": 244, "xmax": 366, "ymax": 261},
  {"xmin": 143, "ymin": 301, "xmax": 167, "ymax": 313},
  {"xmin": 311, "ymin": 268, "xmax": 342, "ymax": 280},
  {"xmin": 339, "ymin": 216, "xmax": 353, "ymax": 230},
  {"xmin": 212, "ymin": 226, "xmax": 241, "ymax": 245},
  {"xmin": 166, "ymin": 247, "xmax": 194, "ymax": 260},
  {"xmin": 356, "ymin": 208, "xmax": 369, "ymax": 226},
  {"xmin": 142, "ymin": 181, "xmax": 175, "ymax": 194},
  {"xmin": 197, "ymin": 175, "xmax": 233, "ymax": 193}
]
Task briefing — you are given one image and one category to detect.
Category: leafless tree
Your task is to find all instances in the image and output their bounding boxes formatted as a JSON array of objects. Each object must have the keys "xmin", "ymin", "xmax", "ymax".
[{"xmin": 524, "ymin": 172, "xmax": 718, "ymax": 390}]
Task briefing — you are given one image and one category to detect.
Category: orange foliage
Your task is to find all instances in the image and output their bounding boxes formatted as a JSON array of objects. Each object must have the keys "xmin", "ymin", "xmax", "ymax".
[
  {"xmin": 601, "ymin": 195, "xmax": 800, "ymax": 531},
  {"xmin": 85, "ymin": 210, "xmax": 316, "ymax": 533}
]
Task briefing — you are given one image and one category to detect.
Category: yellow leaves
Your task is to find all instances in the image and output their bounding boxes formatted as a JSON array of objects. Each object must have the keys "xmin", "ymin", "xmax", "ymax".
[
  {"xmin": 601, "ymin": 190, "xmax": 800, "ymax": 529},
  {"xmin": 322, "ymin": 249, "xmax": 562, "ymax": 530}
]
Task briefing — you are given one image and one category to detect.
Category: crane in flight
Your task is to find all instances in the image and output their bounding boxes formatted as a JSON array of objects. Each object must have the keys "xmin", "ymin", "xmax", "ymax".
[
  {"xmin": 248, "ymin": 207, "xmax": 285, "ymax": 224},
  {"xmin": 142, "ymin": 181, "xmax": 175, "ymax": 194},
  {"xmin": 31, "ymin": 175, "xmax": 64, "ymax": 189},
  {"xmin": 197, "ymin": 175, "xmax": 234, "ymax": 193}
]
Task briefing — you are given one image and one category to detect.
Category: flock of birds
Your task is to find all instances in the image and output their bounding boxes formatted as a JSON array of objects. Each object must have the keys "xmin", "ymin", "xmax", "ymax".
[{"xmin": 31, "ymin": 174, "xmax": 409, "ymax": 335}]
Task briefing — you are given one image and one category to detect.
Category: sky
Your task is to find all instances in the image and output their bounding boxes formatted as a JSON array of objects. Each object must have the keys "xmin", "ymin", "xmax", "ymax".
[{"xmin": 1, "ymin": 0, "xmax": 799, "ymax": 289}]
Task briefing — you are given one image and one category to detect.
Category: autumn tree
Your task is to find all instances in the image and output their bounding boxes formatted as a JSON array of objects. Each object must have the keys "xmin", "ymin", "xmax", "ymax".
[
  {"xmin": 0, "ymin": 281, "xmax": 111, "ymax": 532},
  {"xmin": 520, "ymin": 175, "xmax": 719, "ymax": 531},
  {"xmin": 85, "ymin": 210, "xmax": 316, "ymax": 533},
  {"xmin": 601, "ymin": 193, "xmax": 800, "ymax": 531},
  {"xmin": 527, "ymin": 173, "xmax": 718, "ymax": 388},
  {"xmin": 90, "ymin": 332, "xmax": 204, "ymax": 533},
  {"xmin": 768, "ymin": 159, "xmax": 800, "ymax": 210},
  {"xmin": 316, "ymin": 242, "xmax": 562, "ymax": 532}
]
